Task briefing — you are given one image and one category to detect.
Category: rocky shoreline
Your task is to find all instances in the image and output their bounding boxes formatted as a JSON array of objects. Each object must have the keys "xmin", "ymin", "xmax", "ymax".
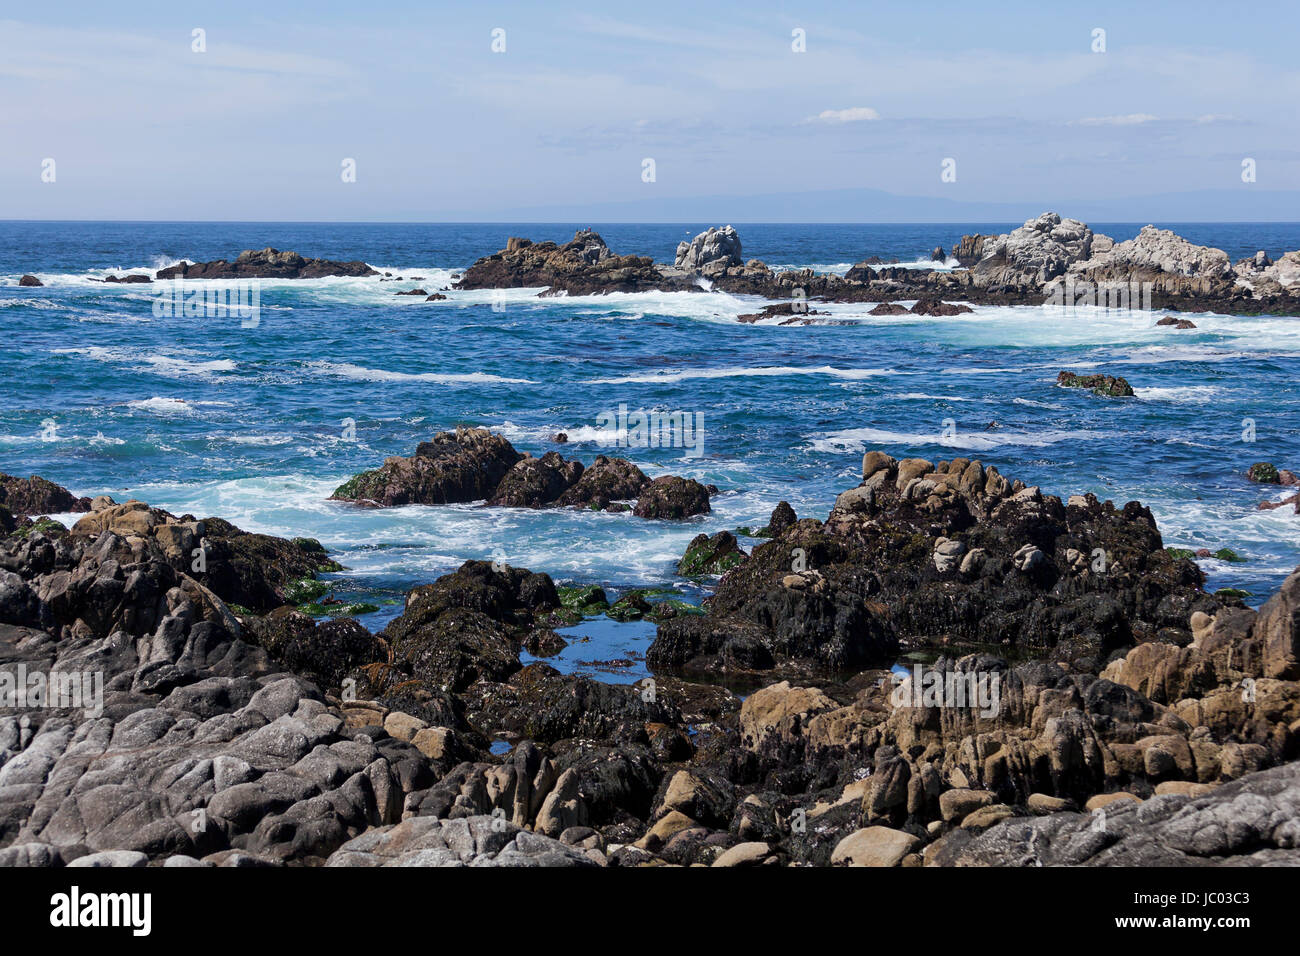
[{"xmin": 3, "ymin": 452, "xmax": 1298, "ymax": 868}]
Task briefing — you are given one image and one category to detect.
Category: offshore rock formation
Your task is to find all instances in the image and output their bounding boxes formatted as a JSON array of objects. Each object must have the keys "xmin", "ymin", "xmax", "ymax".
[
  {"xmin": 156, "ymin": 248, "xmax": 378, "ymax": 280},
  {"xmin": 331, "ymin": 427, "xmax": 712, "ymax": 519},
  {"xmin": 453, "ymin": 230, "xmax": 671, "ymax": 295},
  {"xmin": 457, "ymin": 214, "xmax": 1300, "ymax": 315}
]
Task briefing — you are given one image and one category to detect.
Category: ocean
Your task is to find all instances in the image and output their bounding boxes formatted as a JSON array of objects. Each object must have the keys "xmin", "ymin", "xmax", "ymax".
[{"xmin": 4, "ymin": 220, "xmax": 1299, "ymax": 680}]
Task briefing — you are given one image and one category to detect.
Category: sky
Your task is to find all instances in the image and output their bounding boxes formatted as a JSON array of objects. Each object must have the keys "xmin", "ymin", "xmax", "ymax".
[{"xmin": 2, "ymin": 0, "xmax": 1298, "ymax": 221}]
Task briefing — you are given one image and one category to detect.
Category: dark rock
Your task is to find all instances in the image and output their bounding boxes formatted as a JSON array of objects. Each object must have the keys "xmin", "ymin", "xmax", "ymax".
[
  {"xmin": 157, "ymin": 249, "xmax": 377, "ymax": 280},
  {"xmin": 634, "ymin": 476, "xmax": 711, "ymax": 519},
  {"xmin": 1056, "ymin": 371, "xmax": 1135, "ymax": 397},
  {"xmin": 0, "ymin": 474, "xmax": 91, "ymax": 517}
]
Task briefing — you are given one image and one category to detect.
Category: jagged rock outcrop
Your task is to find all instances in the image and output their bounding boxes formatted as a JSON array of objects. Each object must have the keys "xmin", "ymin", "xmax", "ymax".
[
  {"xmin": 966, "ymin": 213, "xmax": 1096, "ymax": 287},
  {"xmin": 649, "ymin": 451, "xmax": 1215, "ymax": 680},
  {"xmin": 675, "ymin": 226, "xmax": 743, "ymax": 276}
]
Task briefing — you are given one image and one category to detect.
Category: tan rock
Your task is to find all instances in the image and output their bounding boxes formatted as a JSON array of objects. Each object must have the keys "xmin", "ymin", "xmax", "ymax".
[
  {"xmin": 711, "ymin": 842, "xmax": 770, "ymax": 867},
  {"xmin": 1027, "ymin": 793, "xmax": 1074, "ymax": 814},
  {"xmin": 383, "ymin": 711, "xmax": 428, "ymax": 742},
  {"xmin": 635, "ymin": 810, "xmax": 695, "ymax": 850},
  {"xmin": 862, "ymin": 451, "xmax": 897, "ymax": 481},
  {"xmin": 895, "ymin": 458, "xmax": 933, "ymax": 490},
  {"xmin": 1084, "ymin": 792, "xmax": 1142, "ymax": 812},
  {"xmin": 410, "ymin": 727, "xmax": 452, "ymax": 760},
  {"xmin": 1154, "ymin": 780, "xmax": 1216, "ymax": 797},
  {"xmin": 740, "ymin": 681, "xmax": 837, "ymax": 751},
  {"xmin": 939, "ymin": 788, "xmax": 994, "ymax": 823},
  {"xmin": 831, "ymin": 826, "xmax": 919, "ymax": 867},
  {"xmin": 961, "ymin": 804, "xmax": 1015, "ymax": 830}
]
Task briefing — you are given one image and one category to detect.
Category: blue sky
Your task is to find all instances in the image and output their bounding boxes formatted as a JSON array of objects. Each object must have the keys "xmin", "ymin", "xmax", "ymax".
[{"xmin": 2, "ymin": 0, "xmax": 1298, "ymax": 220}]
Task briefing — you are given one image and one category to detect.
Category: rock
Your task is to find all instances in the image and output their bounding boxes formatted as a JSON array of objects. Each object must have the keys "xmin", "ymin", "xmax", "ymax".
[
  {"xmin": 678, "ymin": 531, "xmax": 746, "ymax": 576},
  {"xmin": 1074, "ymin": 224, "xmax": 1232, "ymax": 282},
  {"xmin": 0, "ymin": 474, "xmax": 91, "ymax": 516},
  {"xmin": 454, "ymin": 231, "xmax": 669, "ymax": 295},
  {"xmin": 711, "ymin": 841, "xmax": 770, "ymax": 867},
  {"xmin": 67, "ymin": 850, "xmax": 150, "ymax": 868},
  {"xmin": 739, "ymin": 681, "xmax": 837, "ymax": 752},
  {"xmin": 831, "ymin": 826, "xmax": 919, "ymax": 867},
  {"xmin": 1248, "ymin": 462, "xmax": 1281, "ymax": 484},
  {"xmin": 1084, "ymin": 792, "xmax": 1142, "ymax": 812},
  {"xmin": 425, "ymin": 293, "xmax": 447, "ymax": 301},
  {"xmin": 933, "ymin": 538, "xmax": 966, "ymax": 573},
  {"xmin": 395, "ymin": 288, "xmax": 427, "ymax": 296},
  {"xmin": 931, "ymin": 247, "xmax": 946, "ymax": 262},
  {"xmin": 1155, "ymin": 316, "xmax": 1197, "ymax": 329},
  {"xmin": 1056, "ymin": 371, "xmax": 1135, "ymax": 397},
  {"xmin": 331, "ymin": 428, "xmax": 524, "ymax": 506},
  {"xmin": 868, "ymin": 302, "xmax": 910, "ymax": 316},
  {"xmin": 862, "ymin": 452, "xmax": 897, "ymax": 480},
  {"xmin": 633, "ymin": 476, "xmax": 711, "ymax": 519},
  {"xmin": 967, "ymin": 212, "xmax": 1096, "ymax": 286},
  {"xmin": 676, "ymin": 226, "xmax": 743, "ymax": 272},
  {"xmin": 18, "ymin": 275, "xmax": 43, "ymax": 287},
  {"xmin": 157, "ymin": 249, "xmax": 377, "ymax": 280},
  {"xmin": 650, "ymin": 447, "xmax": 1215, "ymax": 680},
  {"xmin": 911, "ymin": 298, "xmax": 974, "ymax": 316},
  {"xmin": 938, "ymin": 762, "xmax": 1300, "ymax": 866},
  {"xmin": 960, "ymin": 804, "xmax": 1016, "ymax": 830},
  {"xmin": 939, "ymin": 789, "xmax": 995, "ymax": 823},
  {"xmin": 488, "ymin": 452, "xmax": 584, "ymax": 508},
  {"xmin": 554, "ymin": 455, "xmax": 650, "ymax": 509},
  {"xmin": 383, "ymin": 711, "xmax": 428, "ymax": 742},
  {"xmin": 1027, "ymin": 793, "xmax": 1075, "ymax": 814},
  {"xmin": 325, "ymin": 815, "xmax": 597, "ymax": 867}
]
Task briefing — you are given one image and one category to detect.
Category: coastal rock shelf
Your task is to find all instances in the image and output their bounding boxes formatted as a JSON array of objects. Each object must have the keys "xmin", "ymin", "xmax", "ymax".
[{"xmin": 3, "ymin": 465, "xmax": 1298, "ymax": 867}]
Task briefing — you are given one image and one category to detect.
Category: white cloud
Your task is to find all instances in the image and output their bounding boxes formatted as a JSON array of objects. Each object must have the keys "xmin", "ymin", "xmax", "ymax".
[{"xmin": 811, "ymin": 107, "xmax": 881, "ymax": 124}]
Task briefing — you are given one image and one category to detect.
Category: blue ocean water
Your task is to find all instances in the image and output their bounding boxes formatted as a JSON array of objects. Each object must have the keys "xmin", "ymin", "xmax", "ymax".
[{"xmin": 4, "ymin": 221, "xmax": 1300, "ymax": 672}]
